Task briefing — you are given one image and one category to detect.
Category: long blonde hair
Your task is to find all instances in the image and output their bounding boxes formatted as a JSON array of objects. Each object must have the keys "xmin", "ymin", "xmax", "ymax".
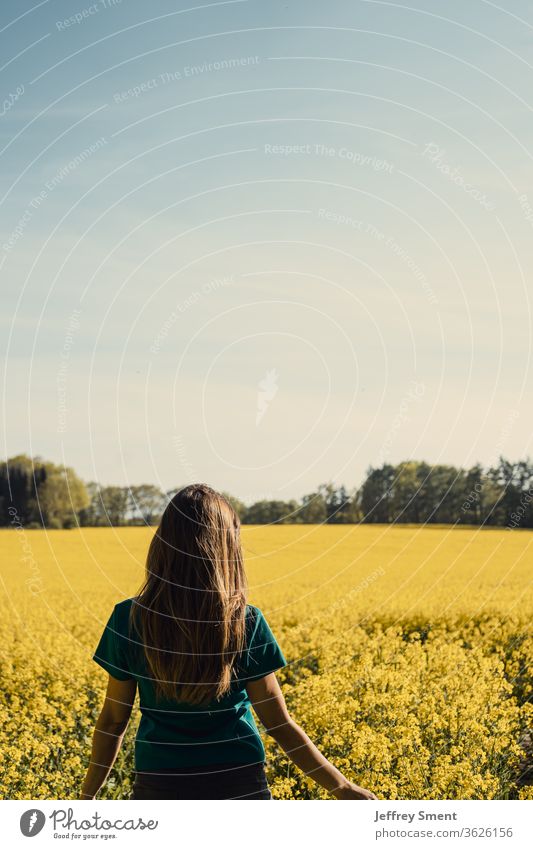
[{"xmin": 131, "ymin": 484, "xmax": 247, "ymax": 704}]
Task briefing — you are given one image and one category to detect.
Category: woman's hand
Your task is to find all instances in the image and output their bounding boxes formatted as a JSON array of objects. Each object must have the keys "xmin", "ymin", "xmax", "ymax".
[{"xmin": 333, "ymin": 781, "xmax": 378, "ymax": 800}]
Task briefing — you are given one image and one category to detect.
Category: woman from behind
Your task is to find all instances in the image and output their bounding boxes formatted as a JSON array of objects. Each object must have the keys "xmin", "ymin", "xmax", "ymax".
[{"xmin": 81, "ymin": 484, "xmax": 377, "ymax": 800}]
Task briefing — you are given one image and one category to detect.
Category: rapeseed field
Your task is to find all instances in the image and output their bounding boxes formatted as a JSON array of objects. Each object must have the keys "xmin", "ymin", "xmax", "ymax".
[{"xmin": 1, "ymin": 525, "xmax": 531, "ymax": 800}]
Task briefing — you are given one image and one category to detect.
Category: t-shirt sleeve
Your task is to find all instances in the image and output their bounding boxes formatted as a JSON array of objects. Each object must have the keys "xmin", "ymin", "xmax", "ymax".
[
  {"xmin": 243, "ymin": 608, "xmax": 287, "ymax": 682},
  {"xmin": 93, "ymin": 605, "xmax": 133, "ymax": 681}
]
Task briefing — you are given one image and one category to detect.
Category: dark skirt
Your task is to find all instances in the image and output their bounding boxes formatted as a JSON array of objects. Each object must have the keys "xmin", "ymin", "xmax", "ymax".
[{"xmin": 130, "ymin": 762, "xmax": 272, "ymax": 800}]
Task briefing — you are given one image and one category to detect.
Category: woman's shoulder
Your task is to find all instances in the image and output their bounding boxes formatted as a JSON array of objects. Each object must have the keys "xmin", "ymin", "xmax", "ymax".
[
  {"xmin": 245, "ymin": 603, "xmax": 263, "ymax": 623},
  {"xmin": 114, "ymin": 596, "xmax": 136, "ymax": 612},
  {"xmin": 244, "ymin": 604, "xmax": 266, "ymax": 641},
  {"xmin": 111, "ymin": 597, "xmax": 136, "ymax": 630},
  {"xmin": 114, "ymin": 596, "xmax": 135, "ymax": 608}
]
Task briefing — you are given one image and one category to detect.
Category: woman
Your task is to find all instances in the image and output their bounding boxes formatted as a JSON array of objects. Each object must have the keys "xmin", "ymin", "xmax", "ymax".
[{"xmin": 81, "ymin": 484, "xmax": 377, "ymax": 800}]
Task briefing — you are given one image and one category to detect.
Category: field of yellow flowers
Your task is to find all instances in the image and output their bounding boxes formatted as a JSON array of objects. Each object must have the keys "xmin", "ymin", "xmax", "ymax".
[{"xmin": 1, "ymin": 524, "xmax": 531, "ymax": 800}]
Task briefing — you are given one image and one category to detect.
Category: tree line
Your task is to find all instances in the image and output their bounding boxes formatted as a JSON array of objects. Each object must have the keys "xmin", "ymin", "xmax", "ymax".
[{"xmin": 1, "ymin": 454, "xmax": 532, "ymax": 530}]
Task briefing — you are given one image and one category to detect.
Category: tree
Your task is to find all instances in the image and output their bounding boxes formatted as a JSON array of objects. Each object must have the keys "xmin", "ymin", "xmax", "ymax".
[
  {"xmin": 245, "ymin": 499, "xmax": 298, "ymax": 524},
  {"xmin": 95, "ymin": 486, "xmax": 130, "ymax": 526},
  {"xmin": 487, "ymin": 457, "xmax": 531, "ymax": 527},
  {"xmin": 390, "ymin": 462, "xmax": 423, "ymax": 523},
  {"xmin": 427, "ymin": 464, "xmax": 466, "ymax": 524},
  {"xmin": 0, "ymin": 454, "xmax": 46, "ymax": 525},
  {"xmin": 128, "ymin": 485, "xmax": 166, "ymax": 525},
  {"xmin": 38, "ymin": 465, "xmax": 89, "ymax": 528},
  {"xmin": 0, "ymin": 455, "xmax": 87, "ymax": 528},
  {"xmin": 298, "ymin": 492, "xmax": 327, "ymax": 524},
  {"xmin": 458, "ymin": 464, "xmax": 483, "ymax": 524},
  {"xmin": 360, "ymin": 464, "xmax": 396, "ymax": 523},
  {"xmin": 2, "ymin": 454, "xmax": 533, "ymax": 529},
  {"xmin": 479, "ymin": 478, "xmax": 506, "ymax": 526},
  {"xmin": 79, "ymin": 482, "xmax": 102, "ymax": 526}
]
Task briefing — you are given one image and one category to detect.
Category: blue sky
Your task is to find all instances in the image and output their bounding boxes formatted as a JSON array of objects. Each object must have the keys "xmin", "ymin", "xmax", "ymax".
[{"xmin": 2, "ymin": 0, "xmax": 532, "ymax": 501}]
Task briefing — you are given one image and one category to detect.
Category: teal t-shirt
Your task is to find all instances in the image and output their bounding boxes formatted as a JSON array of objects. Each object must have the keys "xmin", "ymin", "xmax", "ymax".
[{"xmin": 93, "ymin": 599, "xmax": 287, "ymax": 771}]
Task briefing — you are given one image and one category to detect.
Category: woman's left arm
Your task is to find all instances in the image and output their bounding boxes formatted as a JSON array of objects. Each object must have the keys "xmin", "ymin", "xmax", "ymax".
[{"xmin": 80, "ymin": 674, "xmax": 137, "ymax": 799}]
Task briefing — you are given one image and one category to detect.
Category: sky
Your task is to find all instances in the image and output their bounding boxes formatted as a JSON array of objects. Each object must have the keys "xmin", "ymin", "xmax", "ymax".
[{"xmin": 1, "ymin": 0, "xmax": 532, "ymax": 503}]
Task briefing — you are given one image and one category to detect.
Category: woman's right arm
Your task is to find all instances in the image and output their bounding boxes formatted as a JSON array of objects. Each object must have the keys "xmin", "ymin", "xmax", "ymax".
[{"xmin": 246, "ymin": 672, "xmax": 377, "ymax": 800}]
